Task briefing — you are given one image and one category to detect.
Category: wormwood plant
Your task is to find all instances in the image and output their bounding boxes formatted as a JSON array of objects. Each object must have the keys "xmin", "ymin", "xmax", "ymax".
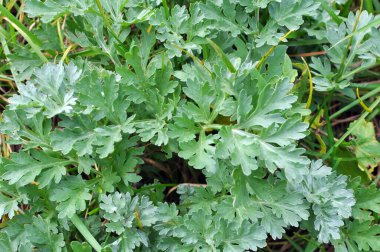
[{"xmin": 0, "ymin": 0, "xmax": 380, "ymax": 251}]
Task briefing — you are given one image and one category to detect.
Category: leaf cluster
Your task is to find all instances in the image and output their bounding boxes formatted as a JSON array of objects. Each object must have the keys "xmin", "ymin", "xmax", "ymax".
[{"xmin": 0, "ymin": 0, "xmax": 379, "ymax": 252}]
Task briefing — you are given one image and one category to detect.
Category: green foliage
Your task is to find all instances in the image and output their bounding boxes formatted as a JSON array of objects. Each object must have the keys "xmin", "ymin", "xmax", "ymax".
[
  {"xmin": 49, "ymin": 176, "xmax": 92, "ymax": 218},
  {"xmin": 289, "ymin": 160, "xmax": 355, "ymax": 242},
  {"xmin": 309, "ymin": 10, "xmax": 380, "ymax": 91},
  {"xmin": 0, "ymin": 0, "xmax": 379, "ymax": 251},
  {"xmin": 348, "ymin": 118, "xmax": 380, "ymax": 173},
  {"xmin": 8, "ymin": 62, "xmax": 80, "ymax": 118},
  {"xmin": 333, "ymin": 178, "xmax": 380, "ymax": 252}
]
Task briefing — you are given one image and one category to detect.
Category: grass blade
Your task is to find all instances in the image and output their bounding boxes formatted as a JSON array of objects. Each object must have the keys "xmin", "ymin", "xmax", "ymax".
[
  {"xmin": 319, "ymin": 0, "xmax": 343, "ymax": 25},
  {"xmin": 330, "ymin": 85, "xmax": 380, "ymax": 119},
  {"xmin": 0, "ymin": 4, "xmax": 48, "ymax": 63},
  {"xmin": 323, "ymin": 95, "xmax": 380, "ymax": 160},
  {"xmin": 162, "ymin": 0, "xmax": 170, "ymax": 19},
  {"xmin": 207, "ymin": 38, "xmax": 237, "ymax": 73},
  {"xmin": 70, "ymin": 214, "xmax": 102, "ymax": 252}
]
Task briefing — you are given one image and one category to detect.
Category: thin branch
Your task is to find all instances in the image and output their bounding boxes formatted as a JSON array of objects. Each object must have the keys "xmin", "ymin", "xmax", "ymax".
[
  {"xmin": 142, "ymin": 157, "xmax": 170, "ymax": 174},
  {"xmin": 332, "ymin": 114, "xmax": 360, "ymax": 126},
  {"xmin": 289, "ymin": 51, "xmax": 326, "ymax": 57}
]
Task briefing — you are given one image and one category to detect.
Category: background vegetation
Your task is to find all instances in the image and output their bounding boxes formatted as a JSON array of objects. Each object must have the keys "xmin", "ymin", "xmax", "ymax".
[{"xmin": 0, "ymin": 0, "xmax": 380, "ymax": 251}]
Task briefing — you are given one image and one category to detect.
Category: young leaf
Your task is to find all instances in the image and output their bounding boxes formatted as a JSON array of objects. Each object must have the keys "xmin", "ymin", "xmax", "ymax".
[
  {"xmin": 178, "ymin": 132, "xmax": 218, "ymax": 173},
  {"xmin": 50, "ymin": 176, "xmax": 92, "ymax": 218},
  {"xmin": 238, "ymin": 78, "xmax": 297, "ymax": 129}
]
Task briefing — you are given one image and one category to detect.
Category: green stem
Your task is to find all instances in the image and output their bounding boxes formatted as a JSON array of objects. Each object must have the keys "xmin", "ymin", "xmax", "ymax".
[
  {"xmin": 340, "ymin": 63, "xmax": 380, "ymax": 80},
  {"xmin": 69, "ymin": 48, "xmax": 106, "ymax": 58},
  {"xmin": 134, "ymin": 183, "xmax": 177, "ymax": 193},
  {"xmin": 0, "ymin": 34, "xmax": 21, "ymax": 86},
  {"xmin": 342, "ymin": 0, "xmax": 354, "ymax": 16},
  {"xmin": 366, "ymin": 106, "xmax": 379, "ymax": 121},
  {"xmin": 323, "ymin": 95, "xmax": 380, "ymax": 160},
  {"xmin": 324, "ymin": 94, "xmax": 335, "ymax": 148},
  {"xmin": 329, "ymin": 12, "xmax": 380, "ymax": 50},
  {"xmin": 56, "ymin": 18, "xmax": 65, "ymax": 52},
  {"xmin": 170, "ymin": 42, "xmax": 213, "ymax": 75},
  {"xmin": 0, "ymin": 5, "xmax": 48, "ymax": 63},
  {"xmin": 94, "ymin": 0, "xmax": 123, "ymax": 45},
  {"xmin": 283, "ymin": 234, "xmax": 303, "ymax": 252},
  {"xmin": 162, "ymin": 0, "xmax": 170, "ymax": 19},
  {"xmin": 95, "ymin": 0, "xmax": 110, "ymax": 27},
  {"xmin": 350, "ymin": 82, "xmax": 380, "ymax": 89},
  {"xmin": 256, "ymin": 30, "xmax": 293, "ymax": 70},
  {"xmin": 0, "ymin": 74, "xmax": 14, "ymax": 81},
  {"xmin": 70, "ymin": 214, "xmax": 102, "ymax": 252},
  {"xmin": 203, "ymin": 124, "xmax": 223, "ymax": 130},
  {"xmin": 207, "ymin": 38, "xmax": 237, "ymax": 73},
  {"xmin": 330, "ymin": 85, "xmax": 380, "ymax": 119},
  {"xmin": 0, "ymin": 25, "xmax": 10, "ymax": 38},
  {"xmin": 319, "ymin": 0, "xmax": 342, "ymax": 25},
  {"xmin": 335, "ymin": 0, "xmax": 363, "ymax": 80},
  {"xmin": 88, "ymin": 207, "xmax": 100, "ymax": 216}
]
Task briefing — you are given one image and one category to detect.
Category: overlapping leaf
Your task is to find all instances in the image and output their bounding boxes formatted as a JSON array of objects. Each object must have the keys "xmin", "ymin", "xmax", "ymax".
[
  {"xmin": 8, "ymin": 63, "xmax": 81, "ymax": 118},
  {"xmin": 1, "ymin": 150, "xmax": 70, "ymax": 188},
  {"xmin": 49, "ymin": 176, "xmax": 92, "ymax": 218},
  {"xmin": 24, "ymin": 0, "xmax": 93, "ymax": 22},
  {"xmin": 0, "ymin": 1, "xmax": 369, "ymax": 251},
  {"xmin": 289, "ymin": 160, "xmax": 355, "ymax": 243}
]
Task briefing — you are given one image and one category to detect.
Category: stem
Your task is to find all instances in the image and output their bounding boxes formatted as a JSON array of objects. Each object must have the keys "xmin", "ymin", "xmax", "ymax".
[
  {"xmin": 315, "ymin": 134, "xmax": 326, "ymax": 154},
  {"xmin": 60, "ymin": 44, "xmax": 76, "ymax": 64},
  {"xmin": 207, "ymin": 38, "xmax": 237, "ymax": 73},
  {"xmin": 324, "ymin": 93, "xmax": 335, "ymax": 159},
  {"xmin": 340, "ymin": 62, "xmax": 379, "ymax": 80},
  {"xmin": 356, "ymin": 87, "xmax": 372, "ymax": 112},
  {"xmin": 0, "ymin": 33, "xmax": 21, "ymax": 86},
  {"xmin": 323, "ymin": 95, "xmax": 380, "ymax": 160},
  {"xmin": 0, "ymin": 25, "xmax": 10, "ymax": 38},
  {"xmin": 335, "ymin": 0, "xmax": 363, "ymax": 80},
  {"xmin": 256, "ymin": 30, "xmax": 293, "ymax": 70},
  {"xmin": 285, "ymin": 38, "xmax": 328, "ymax": 46},
  {"xmin": 94, "ymin": 0, "xmax": 123, "ymax": 45},
  {"xmin": 301, "ymin": 57, "xmax": 313, "ymax": 109},
  {"xmin": 95, "ymin": 0, "xmax": 110, "ymax": 27},
  {"xmin": 202, "ymin": 124, "xmax": 223, "ymax": 130},
  {"xmin": 366, "ymin": 106, "xmax": 379, "ymax": 121},
  {"xmin": 134, "ymin": 208, "xmax": 143, "ymax": 229},
  {"xmin": 162, "ymin": 0, "xmax": 169, "ymax": 19},
  {"xmin": 134, "ymin": 183, "xmax": 177, "ymax": 193},
  {"xmin": 56, "ymin": 18, "xmax": 65, "ymax": 52},
  {"xmin": 0, "ymin": 5, "xmax": 48, "ymax": 63},
  {"xmin": 170, "ymin": 42, "xmax": 213, "ymax": 75},
  {"xmin": 256, "ymin": 8, "xmax": 259, "ymax": 25},
  {"xmin": 70, "ymin": 214, "xmax": 102, "ymax": 252},
  {"xmin": 330, "ymin": 85, "xmax": 380, "ymax": 119},
  {"xmin": 88, "ymin": 207, "xmax": 100, "ymax": 216},
  {"xmin": 319, "ymin": 0, "xmax": 342, "ymax": 25},
  {"xmin": 329, "ymin": 5, "xmax": 380, "ymax": 50},
  {"xmin": 283, "ymin": 234, "xmax": 303, "ymax": 252}
]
